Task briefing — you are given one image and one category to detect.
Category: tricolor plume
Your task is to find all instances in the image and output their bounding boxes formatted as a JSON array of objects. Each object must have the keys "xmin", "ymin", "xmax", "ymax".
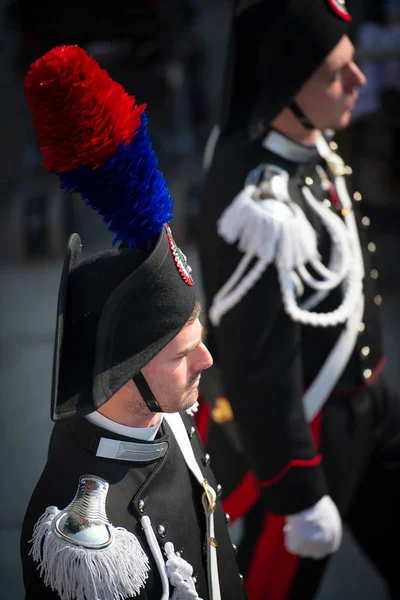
[{"xmin": 23, "ymin": 45, "xmax": 173, "ymax": 248}]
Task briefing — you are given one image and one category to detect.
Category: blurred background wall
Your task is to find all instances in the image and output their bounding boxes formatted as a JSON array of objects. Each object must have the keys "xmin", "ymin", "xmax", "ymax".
[{"xmin": 0, "ymin": 0, "xmax": 399, "ymax": 598}]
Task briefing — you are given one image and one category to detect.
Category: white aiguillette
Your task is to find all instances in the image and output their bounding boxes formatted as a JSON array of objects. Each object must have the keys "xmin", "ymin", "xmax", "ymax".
[{"xmin": 210, "ymin": 162, "xmax": 319, "ymax": 326}]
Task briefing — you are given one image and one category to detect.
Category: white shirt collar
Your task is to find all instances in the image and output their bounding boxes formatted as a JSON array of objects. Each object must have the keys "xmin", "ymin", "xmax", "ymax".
[
  {"xmin": 85, "ymin": 411, "xmax": 163, "ymax": 441},
  {"xmin": 262, "ymin": 129, "xmax": 320, "ymax": 164}
]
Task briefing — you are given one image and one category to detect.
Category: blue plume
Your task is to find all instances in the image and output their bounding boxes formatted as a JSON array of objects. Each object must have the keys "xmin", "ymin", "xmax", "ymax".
[{"xmin": 56, "ymin": 113, "xmax": 174, "ymax": 249}]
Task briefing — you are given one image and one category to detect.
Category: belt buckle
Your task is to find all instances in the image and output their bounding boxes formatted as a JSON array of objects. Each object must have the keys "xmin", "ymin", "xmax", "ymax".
[{"xmin": 202, "ymin": 479, "xmax": 216, "ymax": 513}]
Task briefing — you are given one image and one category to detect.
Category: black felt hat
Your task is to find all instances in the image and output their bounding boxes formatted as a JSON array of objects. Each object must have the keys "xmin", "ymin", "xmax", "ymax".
[
  {"xmin": 219, "ymin": 0, "xmax": 352, "ymax": 140},
  {"xmin": 24, "ymin": 45, "xmax": 197, "ymax": 420},
  {"xmin": 52, "ymin": 227, "xmax": 196, "ymax": 420}
]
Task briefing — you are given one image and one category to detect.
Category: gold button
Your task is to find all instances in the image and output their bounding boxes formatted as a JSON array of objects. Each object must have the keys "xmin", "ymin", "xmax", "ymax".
[
  {"xmin": 305, "ymin": 177, "xmax": 314, "ymax": 185},
  {"xmin": 368, "ymin": 242, "xmax": 376, "ymax": 253},
  {"xmin": 374, "ymin": 295, "xmax": 382, "ymax": 306},
  {"xmin": 363, "ymin": 369, "xmax": 372, "ymax": 379},
  {"xmin": 362, "ymin": 216, "xmax": 370, "ymax": 226},
  {"xmin": 344, "ymin": 165, "xmax": 353, "ymax": 175},
  {"xmin": 323, "ymin": 199, "xmax": 332, "ymax": 208},
  {"xmin": 370, "ymin": 269, "xmax": 379, "ymax": 279},
  {"xmin": 361, "ymin": 346, "xmax": 370, "ymax": 357},
  {"xmin": 353, "ymin": 191, "xmax": 362, "ymax": 201},
  {"xmin": 358, "ymin": 322, "xmax": 366, "ymax": 333},
  {"xmin": 330, "ymin": 141, "xmax": 338, "ymax": 151}
]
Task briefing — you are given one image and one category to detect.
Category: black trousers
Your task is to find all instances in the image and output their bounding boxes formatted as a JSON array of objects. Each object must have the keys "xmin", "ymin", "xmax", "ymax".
[{"xmin": 239, "ymin": 374, "xmax": 400, "ymax": 599}]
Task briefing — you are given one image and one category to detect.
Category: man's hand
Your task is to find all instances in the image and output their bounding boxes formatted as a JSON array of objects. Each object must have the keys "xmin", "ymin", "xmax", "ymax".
[{"xmin": 283, "ymin": 495, "xmax": 342, "ymax": 559}]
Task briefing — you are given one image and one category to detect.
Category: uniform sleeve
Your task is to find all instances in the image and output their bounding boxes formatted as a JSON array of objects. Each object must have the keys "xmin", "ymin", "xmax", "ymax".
[{"xmin": 212, "ymin": 260, "xmax": 329, "ymax": 515}]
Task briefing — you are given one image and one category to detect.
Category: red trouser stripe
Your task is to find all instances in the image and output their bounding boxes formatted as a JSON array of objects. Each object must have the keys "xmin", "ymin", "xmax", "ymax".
[
  {"xmin": 246, "ymin": 513, "xmax": 299, "ymax": 600},
  {"xmin": 245, "ymin": 411, "xmax": 323, "ymax": 599}
]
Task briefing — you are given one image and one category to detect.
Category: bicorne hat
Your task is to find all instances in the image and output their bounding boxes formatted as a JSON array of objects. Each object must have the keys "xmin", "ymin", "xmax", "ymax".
[
  {"xmin": 24, "ymin": 45, "xmax": 196, "ymax": 420},
  {"xmin": 219, "ymin": 0, "xmax": 352, "ymax": 140}
]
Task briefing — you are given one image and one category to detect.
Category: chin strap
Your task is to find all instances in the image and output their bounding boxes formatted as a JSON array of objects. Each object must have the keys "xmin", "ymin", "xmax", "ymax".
[
  {"xmin": 132, "ymin": 371, "xmax": 163, "ymax": 413},
  {"xmin": 288, "ymin": 100, "xmax": 316, "ymax": 130}
]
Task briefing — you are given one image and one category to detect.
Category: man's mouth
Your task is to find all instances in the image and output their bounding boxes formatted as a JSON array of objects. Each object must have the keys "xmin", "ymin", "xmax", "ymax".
[
  {"xmin": 346, "ymin": 95, "xmax": 358, "ymax": 111},
  {"xmin": 187, "ymin": 375, "xmax": 201, "ymax": 390}
]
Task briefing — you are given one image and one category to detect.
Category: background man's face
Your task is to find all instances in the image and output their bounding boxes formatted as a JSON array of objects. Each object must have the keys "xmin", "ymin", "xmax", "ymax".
[{"xmin": 295, "ymin": 35, "xmax": 367, "ymax": 131}]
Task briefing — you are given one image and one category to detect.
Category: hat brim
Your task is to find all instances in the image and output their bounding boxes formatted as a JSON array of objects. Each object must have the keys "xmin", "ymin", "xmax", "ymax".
[
  {"xmin": 51, "ymin": 233, "xmax": 82, "ymax": 421},
  {"xmin": 51, "ymin": 227, "xmax": 197, "ymax": 421}
]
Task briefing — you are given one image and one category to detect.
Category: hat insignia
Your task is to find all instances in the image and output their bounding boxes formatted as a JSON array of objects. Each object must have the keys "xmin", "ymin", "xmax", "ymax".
[
  {"xmin": 327, "ymin": 0, "xmax": 351, "ymax": 22},
  {"xmin": 165, "ymin": 225, "xmax": 194, "ymax": 286}
]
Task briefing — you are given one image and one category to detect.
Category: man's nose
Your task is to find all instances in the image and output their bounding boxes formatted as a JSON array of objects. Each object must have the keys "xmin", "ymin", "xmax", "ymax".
[
  {"xmin": 349, "ymin": 62, "xmax": 367, "ymax": 89},
  {"xmin": 196, "ymin": 342, "xmax": 213, "ymax": 371}
]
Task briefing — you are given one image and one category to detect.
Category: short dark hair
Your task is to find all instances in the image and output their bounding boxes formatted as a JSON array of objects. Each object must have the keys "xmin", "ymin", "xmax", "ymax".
[{"xmin": 186, "ymin": 301, "xmax": 202, "ymax": 325}]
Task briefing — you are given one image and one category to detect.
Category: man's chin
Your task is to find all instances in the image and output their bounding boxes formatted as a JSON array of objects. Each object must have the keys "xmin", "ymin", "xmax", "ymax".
[
  {"xmin": 335, "ymin": 111, "xmax": 352, "ymax": 131},
  {"xmin": 183, "ymin": 389, "xmax": 199, "ymax": 411}
]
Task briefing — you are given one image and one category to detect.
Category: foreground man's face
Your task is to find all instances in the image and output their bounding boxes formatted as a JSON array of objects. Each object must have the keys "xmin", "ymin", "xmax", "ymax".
[{"xmin": 142, "ymin": 317, "xmax": 213, "ymax": 413}]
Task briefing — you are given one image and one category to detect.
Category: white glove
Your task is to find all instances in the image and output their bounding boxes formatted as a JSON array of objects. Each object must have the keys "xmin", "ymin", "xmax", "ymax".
[{"xmin": 283, "ymin": 495, "xmax": 342, "ymax": 559}]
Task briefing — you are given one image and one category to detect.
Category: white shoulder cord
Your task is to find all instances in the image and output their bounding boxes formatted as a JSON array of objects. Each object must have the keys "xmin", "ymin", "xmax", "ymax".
[
  {"xmin": 165, "ymin": 542, "xmax": 199, "ymax": 600},
  {"xmin": 279, "ymin": 194, "xmax": 363, "ymax": 327},
  {"xmin": 300, "ymin": 133, "xmax": 366, "ymax": 418},
  {"xmin": 209, "ymin": 183, "xmax": 320, "ymax": 326},
  {"xmin": 141, "ymin": 515, "xmax": 202, "ymax": 600},
  {"xmin": 209, "ymin": 247, "xmax": 268, "ymax": 327},
  {"xmin": 164, "ymin": 413, "xmax": 221, "ymax": 600},
  {"xmin": 280, "ymin": 193, "xmax": 364, "ymax": 324},
  {"xmin": 297, "ymin": 189, "xmax": 352, "ymax": 290},
  {"xmin": 277, "ymin": 147, "xmax": 364, "ymax": 326},
  {"xmin": 210, "ymin": 138, "xmax": 364, "ymax": 328},
  {"xmin": 141, "ymin": 516, "xmax": 170, "ymax": 600},
  {"xmin": 315, "ymin": 133, "xmax": 364, "ymax": 274},
  {"xmin": 300, "ymin": 201, "xmax": 345, "ymax": 311}
]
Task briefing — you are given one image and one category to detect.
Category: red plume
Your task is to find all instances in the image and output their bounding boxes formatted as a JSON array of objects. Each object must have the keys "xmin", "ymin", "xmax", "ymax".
[{"xmin": 23, "ymin": 45, "xmax": 146, "ymax": 172}]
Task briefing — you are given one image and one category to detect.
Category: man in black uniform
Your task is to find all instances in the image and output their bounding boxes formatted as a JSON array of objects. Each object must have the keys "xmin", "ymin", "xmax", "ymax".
[
  {"xmin": 20, "ymin": 45, "xmax": 246, "ymax": 600},
  {"xmin": 198, "ymin": 1, "xmax": 400, "ymax": 598}
]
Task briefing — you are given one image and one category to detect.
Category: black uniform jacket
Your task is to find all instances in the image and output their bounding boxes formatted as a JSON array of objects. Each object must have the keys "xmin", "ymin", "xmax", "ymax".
[
  {"xmin": 198, "ymin": 130, "xmax": 384, "ymax": 516},
  {"xmin": 20, "ymin": 413, "xmax": 246, "ymax": 599}
]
